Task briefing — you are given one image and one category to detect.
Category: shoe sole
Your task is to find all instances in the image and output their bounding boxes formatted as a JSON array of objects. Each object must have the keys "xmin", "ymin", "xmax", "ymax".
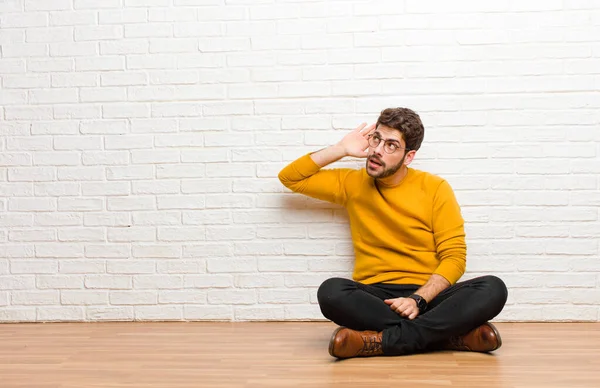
[
  {"xmin": 328, "ymin": 327, "xmax": 345, "ymax": 358},
  {"xmin": 485, "ymin": 322, "xmax": 502, "ymax": 351}
]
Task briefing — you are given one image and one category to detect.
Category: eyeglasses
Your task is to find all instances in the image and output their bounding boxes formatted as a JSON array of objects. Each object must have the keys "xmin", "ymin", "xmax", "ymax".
[{"xmin": 367, "ymin": 134, "xmax": 407, "ymax": 154}]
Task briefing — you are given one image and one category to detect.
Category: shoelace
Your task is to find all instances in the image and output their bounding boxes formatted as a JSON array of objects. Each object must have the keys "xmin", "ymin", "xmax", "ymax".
[
  {"xmin": 447, "ymin": 335, "xmax": 468, "ymax": 350},
  {"xmin": 361, "ymin": 335, "xmax": 382, "ymax": 354}
]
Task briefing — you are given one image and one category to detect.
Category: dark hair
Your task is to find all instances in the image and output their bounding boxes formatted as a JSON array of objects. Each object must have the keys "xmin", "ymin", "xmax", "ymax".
[{"xmin": 376, "ymin": 107, "xmax": 424, "ymax": 151}]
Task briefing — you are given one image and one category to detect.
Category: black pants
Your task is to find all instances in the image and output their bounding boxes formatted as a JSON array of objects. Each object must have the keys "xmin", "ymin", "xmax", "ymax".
[{"xmin": 317, "ymin": 275, "xmax": 508, "ymax": 356}]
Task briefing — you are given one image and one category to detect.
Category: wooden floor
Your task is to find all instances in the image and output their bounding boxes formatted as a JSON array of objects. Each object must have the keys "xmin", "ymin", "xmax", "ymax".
[{"xmin": 1, "ymin": 322, "xmax": 599, "ymax": 388}]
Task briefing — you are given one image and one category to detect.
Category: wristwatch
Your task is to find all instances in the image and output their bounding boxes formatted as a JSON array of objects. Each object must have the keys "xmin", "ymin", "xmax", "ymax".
[{"xmin": 408, "ymin": 294, "xmax": 428, "ymax": 314}]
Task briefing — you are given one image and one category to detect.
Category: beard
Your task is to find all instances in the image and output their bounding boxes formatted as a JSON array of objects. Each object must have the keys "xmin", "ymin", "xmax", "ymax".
[{"xmin": 366, "ymin": 153, "xmax": 406, "ymax": 179}]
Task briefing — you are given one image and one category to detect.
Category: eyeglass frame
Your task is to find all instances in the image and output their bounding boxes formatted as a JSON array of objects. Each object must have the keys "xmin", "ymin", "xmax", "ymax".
[{"xmin": 367, "ymin": 133, "xmax": 409, "ymax": 154}]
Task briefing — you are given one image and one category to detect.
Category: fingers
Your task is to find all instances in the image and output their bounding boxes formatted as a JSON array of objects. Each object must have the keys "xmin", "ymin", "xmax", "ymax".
[
  {"xmin": 364, "ymin": 123, "xmax": 376, "ymax": 135},
  {"xmin": 387, "ymin": 299, "xmax": 418, "ymax": 319},
  {"xmin": 355, "ymin": 122, "xmax": 367, "ymax": 132}
]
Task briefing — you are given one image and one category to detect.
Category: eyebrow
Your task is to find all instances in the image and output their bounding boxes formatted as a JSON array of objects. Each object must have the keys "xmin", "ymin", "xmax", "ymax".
[{"xmin": 374, "ymin": 131, "xmax": 401, "ymax": 146}]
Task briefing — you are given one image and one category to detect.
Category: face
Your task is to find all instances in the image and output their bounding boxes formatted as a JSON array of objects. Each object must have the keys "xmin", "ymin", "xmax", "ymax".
[{"xmin": 365, "ymin": 125, "xmax": 409, "ymax": 179}]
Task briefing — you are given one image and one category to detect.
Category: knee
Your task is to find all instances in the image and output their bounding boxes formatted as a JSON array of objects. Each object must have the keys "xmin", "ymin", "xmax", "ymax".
[
  {"xmin": 481, "ymin": 275, "xmax": 508, "ymax": 307},
  {"xmin": 317, "ymin": 277, "xmax": 350, "ymax": 307}
]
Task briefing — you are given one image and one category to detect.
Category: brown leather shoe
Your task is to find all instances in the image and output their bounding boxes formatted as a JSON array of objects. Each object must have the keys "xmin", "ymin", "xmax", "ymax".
[
  {"xmin": 443, "ymin": 322, "xmax": 502, "ymax": 352},
  {"xmin": 328, "ymin": 327, "xmax": 384, "ymax": 359}
]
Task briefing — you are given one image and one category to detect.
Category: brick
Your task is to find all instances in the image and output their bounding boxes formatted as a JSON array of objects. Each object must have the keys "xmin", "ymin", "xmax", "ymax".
[
  {"xmin": 84, "ymin": 213, "xmax": 131, "ymax": 227},
  {"xmin": 157, "ymin": 195, "xmax": 205, "ymax": 210},
  {"xmin": 35, "ymin": 213, "xmax": 82, "ymax": 227},
  {"xmin": 105, "ymin": 135, "xmax": 153, "ymax": 150},
  {"xmin": 158, "ymin": 290, "xmax": 205, "ymax": 303},
  {"xmin": 128, "ymin": 54, "xmax": 176, "ymax": 69},
  {"xmin": 85, "ymin": 243, "xmax": 130, "ymax": 258},
  {"xmin": 26, "ymin": 27, "xmax": 73, "ymax": 43},
  {"xmin": 132, "ymin": 244, "xmax": 180, "ymax": 258},
  {"xmin": 37, "ymin": 307, "xmax": 85, "ymax": 321},
  {"xmin": 157, "ymin": 260, "xmax": 205, "ymax": 274},
  {"xmin": 100, "ymin": 40, "xmax": 148, "ymax": 55},
  {"xmin": 108, "ymin": 261, "xmax": 155, "ymax": 275},
  {"xmin": 0, "ymin": 153, "xmax": 32, "ymax": 167},
  {"xmin": 33, "ymin": 152, "xmax": 80, "ymax": 167},
  {"xmin": 12, "ymin": 290, "xmax": 59, "ymax": 305},
  {"xmin": 75, "ymin": 26, "xmax": 123, "ymax": 41},
  {"xmin": 182, "ymin": 179, "xmax": 230, "ymax": 194},
  {"xmin": 5, "ymin": 107, "xmax": 53, "ymax": 121},
  {"xmin": 58, "ymin": 227, "xmax": 104, "ymax": 242},
  {"xmin": 50, "ymin": 42, "xmax": 97, "ymax": 57},
  {"xmin": 52, "ymin": 73, "xmax": 98, "ymax": 87},
  {"xmin": 10, "ymin": 260, "xmax": 57, "ymax": 274},
  {"xmin": 36, "ymin": 243, "xmax": 82, "ymax": 258},
  {"xmin": 106, "ymin": 166, "xmax": 153, "ymax": 180},
  {"xmin": 2, "ymin": 43, "xmax": 48, "ymax": 58},
  {"xmin": 184, "ymin": 274, "xmax": 233, "ymax": 288},
  {"xmin": 1, "ymin": 12, "xmax": 48, "ymax": 28},
  {"xmin": 7, "ymin": 136, "xmax": 52, "ymax": 151},
  {"xmin": 58, "ymin": 198, "xmax": 103, "ymax": 212},
  {"xmin": 134, "ymin": 275, "xmax": 183, "ymax": 289},
  {"xmin": 124, "ymin": 24, "xmax": 172, "ymax": 38},
  {"xmin": 59, "ymin": 260, "xmax": 106, "ymax": 274},
  {"xmin": 28, "ymin": 58, "xmax": 74, "ymax": 72},
  {"xmin": 0, "ymin": 183, "xmax": 34, "ymax": 197},
  {"xmin": 0, "ymin": 276, "xmax": 36, "ymax": 290},
  {"xmin": 182, "ymin": 210, "xmax": 230, "ymax": 225},
  {"xmin": 82, "ymin": 151, "xmax": 129, "ymax": 166},
  {"xmin": 37, "ymin": 275, "xmax": 84, "ymax": 289},
  {"xmin": 235, "ymin": 306, "xmax": 284, "ymax": 321},
  {"xmin": 132, "ymin": 211, "xmax": 181, "ymax": 226},
  {"xmin": 103, "ymin": 103, "xmax": 150, "ymax": 118},
  {"xmin": 51, "ymin": 11, "xmax": 96, "ymax": 26},
  {"xmin": 206, "ymin": 226, "xmax": 254, "ymax": 241},
  {"xmin": 156, "ymin": 164, "xmax": 206, "ymax": 179},
  {"xmin": 26, "ymin": 0, "xmax": 71, "ymax": 11},
  {"xmin": 207, "ymin": 289, "xmax": 256, "ymax": 305},
  {"xmin": 85, "ymin": 275, "xmax": 132, "ymax": 289},
  {"xmin": 76, "ymin": 57, "xmax": 124, "ymax": 71},
  {"xmin": 110, "ymin": 291, "xmax": 156, "ymax": 305},
  {"xmin": 108, "ymin": 196, "xmax": 155, "ymax": 211},
  {"xmin": 149, "ymin": 8, "xmax": 197, "ymax": 22},
  {"xmin": 107, "ymin": 227, "xmax": 155, "ymax": 242},
  {"xmin": 54, "ymin": 136, "xmax": 102, "ymax": 150},
  {"xmin": 206, "ymin": 195, "xmax": 253, "ymax": 209},
  {"xmin": 82, "ymin": 182, "xmax": 130, "ymax": 196},
  {"xmin": 9, "ymin": 229, "xmax": 56, "ymax": 242},
  {"xmin": 155, "ymin": 133, "xmax": 203, "ymax": 147},
  {"xmin": 0, "ymin": 308, "xmax": 36, "ymax": 322},
  {"xmin": 58, "ymin": 167, "xmax": 105, "ymax": 181},
  {"xmin": 158, "ymin": 227, "xmax": 205, "ymax": 242},
  {"xmin": 133, "ymin": 180, "xmax": 180, "ymax": 195},
  {"xmin": 86, "ymin": 307, "xmax": 134, "ymax": 321},
  {"xmin": 185, "ymin": 305, "xmax": 232, "ymax": 320},
  {"xmin": 61, "ymin": 291, "xmax": 108, "ymax": 305},
  {"xmin": 134, "ymin": 306, "xmax": 183, "ymax": 321},
  {"xmin": 80, "ymin": 88, "xmax": 127, "ymax": 103}
]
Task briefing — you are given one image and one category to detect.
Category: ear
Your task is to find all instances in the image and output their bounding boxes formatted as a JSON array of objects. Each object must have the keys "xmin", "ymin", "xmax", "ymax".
[{"xmin": 404, "ymin": 150, "xmax": 417, "ymax": 166}]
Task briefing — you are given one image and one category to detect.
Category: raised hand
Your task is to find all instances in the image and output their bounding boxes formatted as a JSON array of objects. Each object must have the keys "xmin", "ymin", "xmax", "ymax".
[{"xmin": 337, "ymin": 123, "xmax": 376, "ymax": 158}]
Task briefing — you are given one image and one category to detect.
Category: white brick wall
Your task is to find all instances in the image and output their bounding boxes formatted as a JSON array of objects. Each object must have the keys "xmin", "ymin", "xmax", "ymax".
[{"xmin": 1, "ymin": 0, "xmax": 599, "ymax": 323}]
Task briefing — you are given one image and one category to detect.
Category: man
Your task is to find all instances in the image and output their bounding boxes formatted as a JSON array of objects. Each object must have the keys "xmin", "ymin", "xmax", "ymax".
[{"xmin": 278, "ymin": 107, "xmax": 508, "ymax": 359}]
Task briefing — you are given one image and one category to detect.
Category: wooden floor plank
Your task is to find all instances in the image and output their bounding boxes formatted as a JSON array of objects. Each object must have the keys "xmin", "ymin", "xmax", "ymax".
[{"xmin": 0, "ymin": 322, "xmax": 599, "ymax": 388}]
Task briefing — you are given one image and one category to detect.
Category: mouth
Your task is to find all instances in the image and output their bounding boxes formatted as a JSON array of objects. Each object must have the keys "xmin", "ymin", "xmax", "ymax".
[{"xmin": 368, "ymin": 157, "xmax": 383, "ymax": 169}]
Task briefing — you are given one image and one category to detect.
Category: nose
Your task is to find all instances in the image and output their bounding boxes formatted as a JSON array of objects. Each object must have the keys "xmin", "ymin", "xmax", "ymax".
[{"xmin": 372, "ymin": 141, "xmax": 385, "ymax": 156}]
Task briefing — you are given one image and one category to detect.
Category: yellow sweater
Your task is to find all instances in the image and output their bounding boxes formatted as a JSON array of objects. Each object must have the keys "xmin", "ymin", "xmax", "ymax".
[{"xmin": 278, "ymin": 153, "xmax": 467, "ymax": 286}]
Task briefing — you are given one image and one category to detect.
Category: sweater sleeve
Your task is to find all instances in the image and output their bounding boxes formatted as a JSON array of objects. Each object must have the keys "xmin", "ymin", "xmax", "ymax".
[
  {"xmin": 278, "ymin": 153, "xmax": 353, "ymax": 206},
  {"xmin": 431, "ymin": 180, "xmax": 467, "ymax": 285}
]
